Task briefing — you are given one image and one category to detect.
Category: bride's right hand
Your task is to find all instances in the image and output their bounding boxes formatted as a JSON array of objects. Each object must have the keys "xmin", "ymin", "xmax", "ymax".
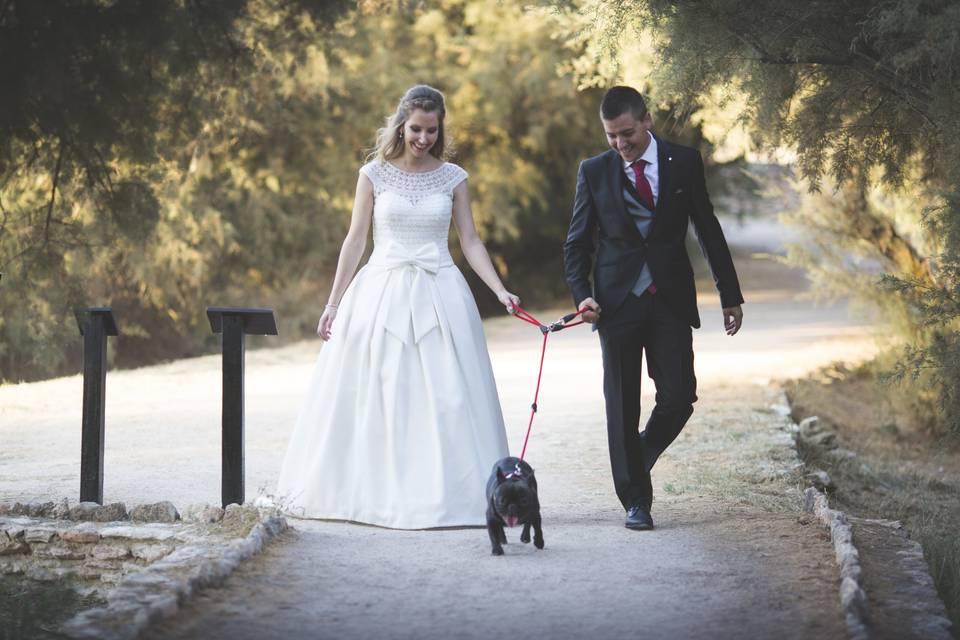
[{"xmin": 317, "ymin": 306, "xmax": 337, "ymax": 341}]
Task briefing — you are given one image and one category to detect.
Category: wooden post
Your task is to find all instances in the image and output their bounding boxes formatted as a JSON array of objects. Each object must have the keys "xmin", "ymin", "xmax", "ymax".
[
  {"xmin": 74, "ymin": 307, "xmax": 119, "ymax": 505},
  {"xmin": 206, "ymin": 307, "xmax": 278, "ymax": 508}
]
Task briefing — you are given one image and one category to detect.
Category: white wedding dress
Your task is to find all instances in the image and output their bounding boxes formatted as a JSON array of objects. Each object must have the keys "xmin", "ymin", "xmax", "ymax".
[{"xmin": 276, "ymin": 160, "xmax": 510, "ymax": 529}]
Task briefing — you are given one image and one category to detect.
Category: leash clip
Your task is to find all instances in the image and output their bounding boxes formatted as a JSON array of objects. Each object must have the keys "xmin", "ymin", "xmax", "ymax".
[{"xmin": 548, "ymin": 312, "xmax": 580, "ymax": 333}]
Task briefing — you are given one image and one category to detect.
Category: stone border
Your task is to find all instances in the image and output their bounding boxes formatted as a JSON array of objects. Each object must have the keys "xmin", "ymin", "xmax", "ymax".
[
  {"xmin": 802, "ymin": 486, "xmax": 869, "ymax": 640},
  {"xmin": 60, "ymin": 514, "xmax": 288, "ymax": 640},
  {"xmin": 778, "ymin": 389, "xmax": 955, "ymax": 640},
  {"xmin": 846, "ymin": 516, "xmax": 953, "ymax": 639},
  {"xmin": 770, "ymin": 392, "xmax": 869, "ymax": 640}
]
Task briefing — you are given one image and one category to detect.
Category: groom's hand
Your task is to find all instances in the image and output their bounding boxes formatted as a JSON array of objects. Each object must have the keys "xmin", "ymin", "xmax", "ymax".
[
  {"xmin": 723, "ymin": 305, "xmax": 743, "ymax": 336},
  {"xmin": 579, "ymin": 297, "xmax": 601, "ymax": 324}
]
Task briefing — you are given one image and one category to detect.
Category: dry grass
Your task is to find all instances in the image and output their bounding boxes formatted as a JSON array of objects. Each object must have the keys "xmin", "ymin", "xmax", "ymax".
[{"xmin": 656, "ymin": 384, "xmax": 805, "ymax": 514}]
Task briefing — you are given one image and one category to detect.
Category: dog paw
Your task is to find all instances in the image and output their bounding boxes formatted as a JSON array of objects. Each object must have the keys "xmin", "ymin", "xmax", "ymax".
[
  {"xmin": 520, "ymin": 532, "xmax": 531, "ymax": 544},
  {"xmin": 491, "ymin": 546, "xmax": 505, "ymax": 556},
  {"xmin": 534, "ymin": 537, "xmax": 544, "ymax": 550}
]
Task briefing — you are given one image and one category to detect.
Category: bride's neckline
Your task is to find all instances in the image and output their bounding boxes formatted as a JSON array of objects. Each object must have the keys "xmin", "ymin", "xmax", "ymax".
[{"xmin": 384, "ymin": 160, "xmax": 446, "ymax": 175}]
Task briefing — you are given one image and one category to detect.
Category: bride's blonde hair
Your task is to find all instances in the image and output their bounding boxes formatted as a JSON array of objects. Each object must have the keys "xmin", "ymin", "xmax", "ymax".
[{"xmin": 369, "ymin": 85, "xmax": 447, "ymax": 162}]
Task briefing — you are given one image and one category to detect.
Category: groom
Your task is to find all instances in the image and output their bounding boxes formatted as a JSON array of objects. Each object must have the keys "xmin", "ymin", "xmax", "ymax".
[{"xmin": 564, "ymin": 86, "xmax": 744, "ymax": 530}]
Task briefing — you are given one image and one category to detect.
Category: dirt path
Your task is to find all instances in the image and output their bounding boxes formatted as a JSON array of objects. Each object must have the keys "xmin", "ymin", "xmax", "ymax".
[{"xmin": 2, "ymin": 218, "xmax": 879, "ymax": 638}]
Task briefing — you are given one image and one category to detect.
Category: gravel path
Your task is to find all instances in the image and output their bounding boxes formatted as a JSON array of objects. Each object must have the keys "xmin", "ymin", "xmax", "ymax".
[{"xmin": 2, "ymin": 219, "xmax": 878, "ymax": 638}]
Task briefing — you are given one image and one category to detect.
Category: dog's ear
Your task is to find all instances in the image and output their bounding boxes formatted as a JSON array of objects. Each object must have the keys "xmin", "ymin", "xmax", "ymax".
[{"xmin": 496, "ymin": 468, "xmax": 507, "ymax": 484}]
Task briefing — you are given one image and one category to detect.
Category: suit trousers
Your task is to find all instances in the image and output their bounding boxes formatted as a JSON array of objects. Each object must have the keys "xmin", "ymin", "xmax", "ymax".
[{"xmin": 598, "ymin": 291, "xmax": 698, "ymax": 509}]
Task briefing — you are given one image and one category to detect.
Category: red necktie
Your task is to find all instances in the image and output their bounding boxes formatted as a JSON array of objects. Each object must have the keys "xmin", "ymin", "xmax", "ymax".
[
  {"xmin": 631, "ymin": 159, "xmax": 655, "ymax": 212},
  {"xmin": 631, "ymin": 159, "xmax": 658, "ymax": 294}
]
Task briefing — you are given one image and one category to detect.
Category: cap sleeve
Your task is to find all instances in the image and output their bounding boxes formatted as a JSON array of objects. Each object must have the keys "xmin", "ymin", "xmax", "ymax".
[
  {"xmin": 359, "ymin": 161, "xmax": 383, "ymax": 196},
  {"xmin": 444, "ymin": 163, "xmax": 468, "ymax": 195}
]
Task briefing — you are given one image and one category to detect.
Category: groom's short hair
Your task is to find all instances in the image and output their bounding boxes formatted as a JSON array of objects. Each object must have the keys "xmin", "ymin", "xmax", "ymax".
[{"xmin": 600, "ymin": 86, "xmax": 648, "ymax": 121}]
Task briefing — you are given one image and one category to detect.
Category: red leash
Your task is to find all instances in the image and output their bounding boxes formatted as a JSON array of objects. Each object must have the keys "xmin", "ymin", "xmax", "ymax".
[{"xmin": 510, "ymin": 305, "xmax": 586, "ymax": 463}]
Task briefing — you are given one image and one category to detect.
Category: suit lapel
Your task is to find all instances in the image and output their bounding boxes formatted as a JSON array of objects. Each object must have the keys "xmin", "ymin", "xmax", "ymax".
[
  {"xmin": 650, "ymin": 134, "xmax": 673, "ymax": 239},
  {"xmin": 604, "ymin": 150, "xmax": 643, "ymax": 240}
]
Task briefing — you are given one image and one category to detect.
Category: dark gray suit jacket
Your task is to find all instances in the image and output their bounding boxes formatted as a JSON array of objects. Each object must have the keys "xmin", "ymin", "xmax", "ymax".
[{"xmin": 564, "ymin": 136, "xmax": 743, "ymax": 329}]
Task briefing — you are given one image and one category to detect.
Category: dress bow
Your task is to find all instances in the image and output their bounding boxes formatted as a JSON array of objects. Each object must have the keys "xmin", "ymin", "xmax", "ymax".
[
  {"xmin": 380, "ymin": 241, "xmax": 442, "ymax": 344},
  {"xmin": 383, "ymin": 241, "xmax": 441, "ymax": 274}
]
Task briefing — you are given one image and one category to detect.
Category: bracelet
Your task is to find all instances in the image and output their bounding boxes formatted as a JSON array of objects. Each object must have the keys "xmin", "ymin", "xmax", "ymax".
[{"xmin": 325, "ymin": 303, "xmax": 338, "ymax": 310}]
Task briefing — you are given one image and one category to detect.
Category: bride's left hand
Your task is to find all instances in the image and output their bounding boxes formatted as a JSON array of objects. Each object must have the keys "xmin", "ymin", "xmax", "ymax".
[{"xmin": 497, "ymin": 290, "xmax": 521, "ymax": 314}]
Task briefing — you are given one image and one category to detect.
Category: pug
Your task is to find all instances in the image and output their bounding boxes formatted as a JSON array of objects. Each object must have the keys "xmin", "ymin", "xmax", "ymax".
[{"xmin": 485, "ymin": 456, "xmax": 544, "ymax": 555}]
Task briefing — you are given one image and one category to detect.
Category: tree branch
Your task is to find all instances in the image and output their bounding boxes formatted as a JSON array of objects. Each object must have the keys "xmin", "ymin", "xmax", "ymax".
[
  {"xmin": 43, "ymin": 137, "xmax": 65, "ymax": 247},
  {"xmin": 840, "ymin": 182, "xmax": 936, "ymax": 288},
  {"xmin": 0, "ymin": 193, "xmax": 8, "ymax": 238},
  {"xmin": 688, "ymin": 2, "xmax": 938, "ymax": 130}
]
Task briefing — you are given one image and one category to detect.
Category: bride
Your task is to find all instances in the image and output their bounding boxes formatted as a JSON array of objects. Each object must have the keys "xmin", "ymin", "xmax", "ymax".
[{"xmin": 276, "ymin": 85, "xmax": 518, "ymax": 529}]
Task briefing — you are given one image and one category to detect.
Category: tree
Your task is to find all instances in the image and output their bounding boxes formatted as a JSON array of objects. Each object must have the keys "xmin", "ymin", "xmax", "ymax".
[
  {"xmin": 565, "ymin": 0, "xmax": 960, "ymax": 434},
  {"xmin": 0, "ymin": 0, "xmax": 350, "ymax": 379},
  {"xmin": 0, "ymin": 0, "xmax": 610, "ymax": 381}
]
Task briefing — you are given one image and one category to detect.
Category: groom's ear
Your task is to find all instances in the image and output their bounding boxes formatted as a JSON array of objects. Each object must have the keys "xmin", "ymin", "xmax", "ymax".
[{"xmin": 496, "ymin": 468, "xmax": 507, "ymax": 484}]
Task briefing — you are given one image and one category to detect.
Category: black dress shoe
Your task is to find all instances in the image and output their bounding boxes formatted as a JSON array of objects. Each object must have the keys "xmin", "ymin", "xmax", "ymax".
[{"xmin": 625, "ymin": 499, "xmax": 654, "ymax": 530}]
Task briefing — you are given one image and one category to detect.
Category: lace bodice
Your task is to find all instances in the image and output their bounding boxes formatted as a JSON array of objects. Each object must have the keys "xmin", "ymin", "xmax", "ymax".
[{"xmin": 359, "ymin": 160, "xmax": 467, "ymax": 251}]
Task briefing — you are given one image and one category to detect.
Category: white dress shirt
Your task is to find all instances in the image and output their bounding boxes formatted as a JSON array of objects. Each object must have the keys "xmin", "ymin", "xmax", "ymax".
[{"xmin": 623, "ymin": 132, "xmax": 659, "ymax": 206}]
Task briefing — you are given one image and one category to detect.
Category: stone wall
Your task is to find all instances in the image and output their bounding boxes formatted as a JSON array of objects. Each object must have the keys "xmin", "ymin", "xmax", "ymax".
[{"xmin": 0, "ymin": 498, "xmax": 286, "ymax": 640}]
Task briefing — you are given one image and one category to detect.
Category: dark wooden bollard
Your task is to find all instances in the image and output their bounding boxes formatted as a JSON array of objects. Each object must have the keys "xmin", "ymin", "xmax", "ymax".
[
  {"xmin": 74, "ymin": 307, "xmax": 119, "ymax": 505},
  {"xmin": 206, "ymin": 307, "xmax": 278, "ymax": 508}
]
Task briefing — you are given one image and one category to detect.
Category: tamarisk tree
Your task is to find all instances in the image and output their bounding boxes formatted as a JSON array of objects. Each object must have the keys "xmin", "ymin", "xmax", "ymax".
[{"xmin": 568, "ymin": 0, "xmax": 960, "ymax": 434}]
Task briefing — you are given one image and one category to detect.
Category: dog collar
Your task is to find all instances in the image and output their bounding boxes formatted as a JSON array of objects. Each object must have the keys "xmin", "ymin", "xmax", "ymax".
[{"xmin": 503, "ymin": 464, "xmax": 525, "ymax": 480}]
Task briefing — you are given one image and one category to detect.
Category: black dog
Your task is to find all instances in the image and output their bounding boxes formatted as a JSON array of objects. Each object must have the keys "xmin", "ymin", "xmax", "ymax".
[{"xmin": 485, "ymin": 456, "xmax": 544, "ymax": 555}]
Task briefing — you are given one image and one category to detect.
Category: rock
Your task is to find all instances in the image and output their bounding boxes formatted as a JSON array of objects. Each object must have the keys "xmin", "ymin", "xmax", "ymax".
[
  {"xmin": 129, "ymin": 502, "xmax": 180, "ymax": 523},
  {"xmin": 52, "ymin": 498, "xmax": 71, "ymax": 519},
  {"xmin": 92, "ymin": 544, "xmax": 130, "ymax": 560},
  {"xmin": 99, "ymin": 525, "xmax": 179, "ymax": 542},
  {"xmin": 807, "ymin": 430, "xmax": 837, "ymax": 449},
  {"xmin": 8, "ymin": 500, "xmax": 56, "ymax": 518},
  {"xmin": 803, "ymin": 486, "xmax": 826, "ymax": 513},
  {"xmin": 87, "ymin": 558, "xmax": 126, "ymax": 570},
  {"xmin": 182, "ymin": 503, "xmax": 224, "ymax": 524},
  {"xmin": 798, "ymin": 415, "xmax": 820, "ymax": 436},
  {"xmin": 221, "ymin": 504, "xmax": 259, "ymax": 534},
  {"xmin": 95, "ymin": 502, "xmax": 128, "ymax": 522},
  {"xmin": 69, "ymin": 502, "xmax": 128, "ymax": 522},
  {"xmin": 806, "ymin": 470, "xmax": 835, "ymax": 492},
  {"xmin": 34, "ymin": 545, "xmax": 87, "ymax": 560},
  {"xmin": 839, "ymin": 575, "xmax": 869, "ymax": 618},
  {"xmin": 0, "ymin": 540, "xmax": 30, "ymax": 556},
  {"xmin": 0, "ymin": 503, "xmax": 10, "ymax": 516},
  {"xmin": 1, "ymin": 525, "xmax": 25, "ymax": 541},
  {"xmin": 61, "ymin": 523, "xmax": 101, "ymax": 544},
  {"xmin": 796, "ymin": 417, "xmax": 839, "ymax": 449},
  {"xmin": 130, "ymin": 543, "xmax": 175, "ymax": 563},
  {"xmin": 24, "ymin": 528, "xmax": 59, "ymax": 544},
  {"xmin": 26, "ymin": 501, "xmax": 56, "ymax": 518},
  {"xmin": 67, "ymin": 502, "xmax": 98, "ymax": 521}
]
